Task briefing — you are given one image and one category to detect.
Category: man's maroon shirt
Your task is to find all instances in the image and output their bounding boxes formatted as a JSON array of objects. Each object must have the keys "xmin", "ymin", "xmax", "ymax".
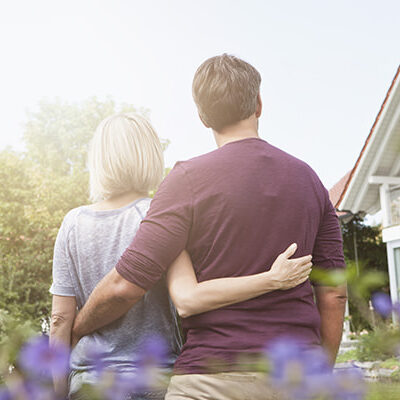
[{"xmin": 116, "ymin": 138, "xmax": 345, "ymax": 374}]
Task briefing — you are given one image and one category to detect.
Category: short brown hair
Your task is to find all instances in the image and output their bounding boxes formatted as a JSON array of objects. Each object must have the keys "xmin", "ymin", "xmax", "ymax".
[{"xmin": 192, "ymin": 54, "xmax": 261, "ymax": 131}]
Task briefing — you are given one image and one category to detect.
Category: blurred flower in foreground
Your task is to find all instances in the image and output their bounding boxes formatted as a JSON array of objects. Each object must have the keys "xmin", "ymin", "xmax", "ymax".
[
  {"xmin": 18, "ymin": 335, "xmax": 69, "ymax": 380},
  {"xmin": 103, "ymin": 374, "xmax": 139, "ymax": 400},
  {"xmin": 0, "ymin": 388, "xmax": 12, "ymax": 400},
  {"xmin": 132, "ymin": 335, "xmax": 169, "ymax": 395},
  {"xmin": 0, "ymin": 380, "xmax": 55, "ymax": 400},
  {"xmin": 333, "ymin": 368, "xmax": 365, "ymax": 400},
  {"xmin": 371, "ymin": 292, "xmax": 393, "ymax": 317},
  {"xmin": 265, "ymin": 337, "xmax": 365, "ymax": 400},
  {"xmin": 265, "ymin": 337, "xmax": 331, "ymax": 399},
  {"xmin": 137, "ymin": 334, "xmax": 169, "ymax": 367},
  {"xmin": 85, "ymin": 343, "xmax": 109, "ymax": 375},
  {"xmin": 79, "ymin": 336, "xmax": 169, "ymax": 400}
]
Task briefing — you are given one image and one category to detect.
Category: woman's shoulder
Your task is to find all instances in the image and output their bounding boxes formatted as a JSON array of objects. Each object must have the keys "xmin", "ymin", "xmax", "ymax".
[
  {"xmin": 59, "ymin": 205, "xmax": 88, "ymax": 234},
  {"xmin": 133, "ymin": 197, "xmax": 152, "ymax": 217}
]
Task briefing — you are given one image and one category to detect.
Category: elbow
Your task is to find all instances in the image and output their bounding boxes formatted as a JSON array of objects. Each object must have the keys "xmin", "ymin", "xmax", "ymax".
[
  {"xmin": 317, "ymin": 286, "xmax": 348, "ymax": 309},
  {"xmin": 109, "ymin": 268, "xmax": 146, "ymax": 304},
  {"xmin": 172, "ymin": 292, "xmax": 197, "ymax": 318},
  {"xmin": 112, "ymin": 276, "xmax": 146, "ymax": 305},
  {"xmin": 50, "ymin": 312, "xmax": 73, "ymax": 336},
  {"xmin": 333, "ymin": 286, "xmax": 348, "ymax": 305},
  {"xmin": 176, "ymin": 306, "xmax": 192, "ymax": 319}
]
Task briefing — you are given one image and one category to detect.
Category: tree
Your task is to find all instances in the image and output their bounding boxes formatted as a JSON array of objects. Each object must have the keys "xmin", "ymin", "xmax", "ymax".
[
  {"xmin": 341, "ymin": 214, "xmax": 388, "ymax": 331},
  {"xmin": 0, "ymin": 98, "xmax": 163, "ymax": 329}
]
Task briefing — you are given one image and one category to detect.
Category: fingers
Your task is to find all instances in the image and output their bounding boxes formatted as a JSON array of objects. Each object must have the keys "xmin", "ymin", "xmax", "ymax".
[
  {"xmin": 298, "ymin": 263, "xmax": 313, "ymax": 277},
  {"xmin": 297, "ymin": 273, "xmax": 310, "ymax": 284},
  {"xmin": 282, "ymin": 243, "xmax": 297, "ymax": 258},
  {"xmin": 292, "ymin": 263, "xmax": 312, "ymax": 284},
  {"xmin": 292, "ymin": 255, "xmax": 312, "ymax": 264}
]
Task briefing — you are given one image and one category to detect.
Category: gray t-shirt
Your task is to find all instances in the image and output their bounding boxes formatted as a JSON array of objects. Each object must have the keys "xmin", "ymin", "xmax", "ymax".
[{"xmin": 50, "ymin": 198, "xmax": 182, "ymax": 389}]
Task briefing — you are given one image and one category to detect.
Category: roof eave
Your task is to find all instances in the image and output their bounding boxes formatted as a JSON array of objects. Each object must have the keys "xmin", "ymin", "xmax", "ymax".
[{"xmin": 337, "ymin": 66, "xmax": 400, "ymax": 213}]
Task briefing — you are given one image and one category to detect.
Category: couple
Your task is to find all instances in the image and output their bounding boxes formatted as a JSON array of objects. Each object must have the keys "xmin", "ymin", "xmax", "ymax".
[{"xmin": 49, "ymin": 54, "xmax": 347, "ymax": 400}]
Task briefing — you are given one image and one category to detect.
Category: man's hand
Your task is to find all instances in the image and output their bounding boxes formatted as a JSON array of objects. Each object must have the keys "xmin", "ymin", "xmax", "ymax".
[
  {"xmin": 268, "ymin": 243, "xmax": 313, "ymax": 290},
  {"xmin": 71, "ymin": 331, "xmax": 80, "ymax": 349},
  {"xmin": 72, "ymin": 268, "xmax": 146, "ymax": 341}
]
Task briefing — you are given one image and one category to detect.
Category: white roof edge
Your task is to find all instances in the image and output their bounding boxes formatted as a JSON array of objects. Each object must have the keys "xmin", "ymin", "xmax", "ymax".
[{"xmin": 338, "ymin": 70, "xmax": 400, "ymax": 213}]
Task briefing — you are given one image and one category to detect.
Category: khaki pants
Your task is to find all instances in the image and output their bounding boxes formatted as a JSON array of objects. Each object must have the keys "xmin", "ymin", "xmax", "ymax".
[{"xmin": 165, "ymin": 372, "xmax": 281, "ymax": 400}]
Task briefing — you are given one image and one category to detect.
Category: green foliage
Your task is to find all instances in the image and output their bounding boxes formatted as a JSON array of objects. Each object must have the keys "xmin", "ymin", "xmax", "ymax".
[
  {"xmin": 340, "ymin": 214, "xmax": 389, "ymax": 332},
  {"xmin": 378, "ymin": 357, "xmax": 400, "ymax": 370},
  {"xmin": 341, "ymin": 215, "xmax": 388, "ymax": 272},
  {"xmin": 335, "ymin": 349, "xmax": 358, "ymax": 363},
  {"xmin": 0, "ymin": 97, "xmax": 160, "ymax": 329},
  {"xmin": 355, "ymin": 328, "xmax": 400, "ymax": 362},
  {"xmin": 0, "ymin": 311, "xmax": 36, "ymax": 383},
  {"xmin": 311, "ymin": 262, "xmax": 387, "ymax": 297},
  {"xmin": 24, "ymin": 97, "xmax": 142, "ymax": 175}
]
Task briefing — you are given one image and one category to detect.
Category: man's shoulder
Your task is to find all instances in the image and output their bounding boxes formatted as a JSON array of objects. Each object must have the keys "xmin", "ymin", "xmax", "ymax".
[
  {"xmin": 176, "ymin": 147, "xmax": 221, "ymax": 169},
  {"xmin": 268, "ymin": 143, "xmax": 322, "ymax": 182},
  {"xmin": 166, "ymin": 149, "xmax": 221, "ymax": 183},
  {"xmin": 169, "ymin": 140, "xmax": 323, "ymax": 188}
]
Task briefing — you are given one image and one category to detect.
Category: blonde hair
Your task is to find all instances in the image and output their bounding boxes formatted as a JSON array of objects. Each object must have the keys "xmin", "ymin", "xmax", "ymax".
[{"xmin": 88, "ymin": 113, "xmax": 164, "ymax": 202}]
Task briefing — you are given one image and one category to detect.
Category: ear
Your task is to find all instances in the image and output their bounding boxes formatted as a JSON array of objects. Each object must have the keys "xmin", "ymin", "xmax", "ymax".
[
  {"xmin": 255, "ymin": 93, "xmax": 262, "ymax": 118},
  {"xmin": 198, "ymin": 113, "xmax": 210, "ymax": 128}
]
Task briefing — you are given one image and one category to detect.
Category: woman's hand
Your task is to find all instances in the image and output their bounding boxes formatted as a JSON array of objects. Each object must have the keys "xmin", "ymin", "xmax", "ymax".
[{"xmin": 267, "ymin": 243, "xmax": 313, "ymax": 290}]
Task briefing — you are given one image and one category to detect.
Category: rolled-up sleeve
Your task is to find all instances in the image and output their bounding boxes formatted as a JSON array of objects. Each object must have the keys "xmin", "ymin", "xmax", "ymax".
[
  {"xmin": 116, "ymin": 163, "xmax": 193, "ymax": 290},
  {"xmin": 312, "ymin": 188, "xmax": 346, "ymax": 272}
]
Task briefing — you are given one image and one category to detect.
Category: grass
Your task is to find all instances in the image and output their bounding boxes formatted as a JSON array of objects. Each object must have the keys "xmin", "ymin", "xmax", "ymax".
[
  {"xmin": 336, "ymin": 349, "xmax": 358, "ymax": 363},
  {"xmin": 336, "ymin": 351, "xmax": 400, "ymax": 398},
  {"xmin": 366, "ymin": 382, "xmax": 400, "ymax": 399},
  {"xmin": 376, "ymin": 358, "xmax": 400, "ymax": 370}
]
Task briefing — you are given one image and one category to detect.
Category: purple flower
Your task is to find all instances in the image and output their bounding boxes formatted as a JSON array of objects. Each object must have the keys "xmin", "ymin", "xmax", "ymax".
[
  {"xmin": 264, "ymin": 337, "xmax": 332, "ymax": 399},
  {"xmin": 0, "ymin": 387, "xmax": 12, "ymax": 400},
  {"xmin": 84, "ymin": 343, "xmax": 109, "ymax": 375},
  {"xmin": 264, "ymin": 337, "xmax": 366, "ymax": 399},
  {"xmin": 122, "ymin": 335, "xmax": 170, "ymax": 393},
  {"xmin": 371, "ymin": 292, "xmax": 393, "ymax": 317},
  {"xmin": 18, "ymin": 335, "xmax": 70, "ymax": 380},
  {"xmin": 3, "ymin": 381, "xmax": 56, "ymax": 400},
  {"xmin": 104, "ymin": 374, "xmax": 141, "ymax": 400},
  {"xmin": 332, "ymin": 368, "xmax": 365, "ymax": 400},
  {"xmin": 137, "ymin": 335, "xmax": 169, "ymax": 367}
]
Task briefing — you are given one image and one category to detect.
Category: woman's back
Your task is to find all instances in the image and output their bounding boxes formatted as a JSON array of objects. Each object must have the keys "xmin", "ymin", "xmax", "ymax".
[{"xmin": 50, "ymin": 197, "xmax": 181, "ymax": 379}]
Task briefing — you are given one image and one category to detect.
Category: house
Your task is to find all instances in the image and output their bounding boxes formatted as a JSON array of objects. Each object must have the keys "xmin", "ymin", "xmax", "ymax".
[{"xmin": 331, "ymin": 65, "xmax": 400, "ymax": 305}]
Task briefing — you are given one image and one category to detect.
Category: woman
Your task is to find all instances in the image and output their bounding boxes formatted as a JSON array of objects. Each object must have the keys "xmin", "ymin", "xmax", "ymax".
[{"xmin": 49, "ymin": 113, "xmax": 312, "ymax": 400}]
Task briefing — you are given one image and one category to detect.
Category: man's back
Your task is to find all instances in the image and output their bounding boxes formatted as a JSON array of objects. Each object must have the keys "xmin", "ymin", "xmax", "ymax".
[{"xmin": 116, "ymin": 137, "xmax": 345, "ymax": 373}]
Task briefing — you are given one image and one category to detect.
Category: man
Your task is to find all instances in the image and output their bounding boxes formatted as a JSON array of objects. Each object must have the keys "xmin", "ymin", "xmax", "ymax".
[{"xmin": 72, "ymin": 54, "xmax": 347, "ymax": 399}]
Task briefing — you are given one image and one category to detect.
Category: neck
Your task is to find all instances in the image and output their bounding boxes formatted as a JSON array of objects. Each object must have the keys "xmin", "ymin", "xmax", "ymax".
[
  {"xmin": 91, "ymin": 190, "xmax": 145, "ymax": 211},
  {"xmin": 213, "ymin": 117, "xmax": 259, "ymax": 148}
]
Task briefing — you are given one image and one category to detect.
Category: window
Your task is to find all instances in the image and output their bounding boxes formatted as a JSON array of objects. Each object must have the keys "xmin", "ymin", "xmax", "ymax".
[{"xmin": 390, "ymin": 187, "xmax": 400, "ymax": 225}]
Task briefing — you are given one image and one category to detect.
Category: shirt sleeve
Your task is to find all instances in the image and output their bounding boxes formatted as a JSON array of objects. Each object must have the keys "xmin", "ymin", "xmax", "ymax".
[
  {"xmin": 49, "ymin": 217, "xmax": 76, "ymax": 297},
  {"xmin": 312, "ymin": 186, "xmax": 346, "ymax": 276},
  {"xmin": 116, "ymin": 163, "xmax": 193, "ymax": 290}
]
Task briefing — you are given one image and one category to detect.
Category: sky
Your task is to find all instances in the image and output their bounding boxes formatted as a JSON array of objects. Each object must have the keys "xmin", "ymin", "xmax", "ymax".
[{"xmin": 0, "ymin": 0, "xmax": 399, "ymax": 189}]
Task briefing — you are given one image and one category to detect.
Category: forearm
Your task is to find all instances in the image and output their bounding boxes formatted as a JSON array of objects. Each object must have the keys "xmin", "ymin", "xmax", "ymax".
[
  {"xmin": 171, "ymin": 271, "xmax": 281, "ymax": 318},
  {"xmin": 49, "ymin": 318, "xmax": 73, "ymax": 397},
  {"xmin": 315, "ymin": 285, "xmax": 347, "ymax": 365},
  {"xmin": 72, "ymin": 268, "xmax": 145, "ymax": 341},
  {"xmin": 168, "ymin": 247, "xmax": 312, "ymax": 318}
]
